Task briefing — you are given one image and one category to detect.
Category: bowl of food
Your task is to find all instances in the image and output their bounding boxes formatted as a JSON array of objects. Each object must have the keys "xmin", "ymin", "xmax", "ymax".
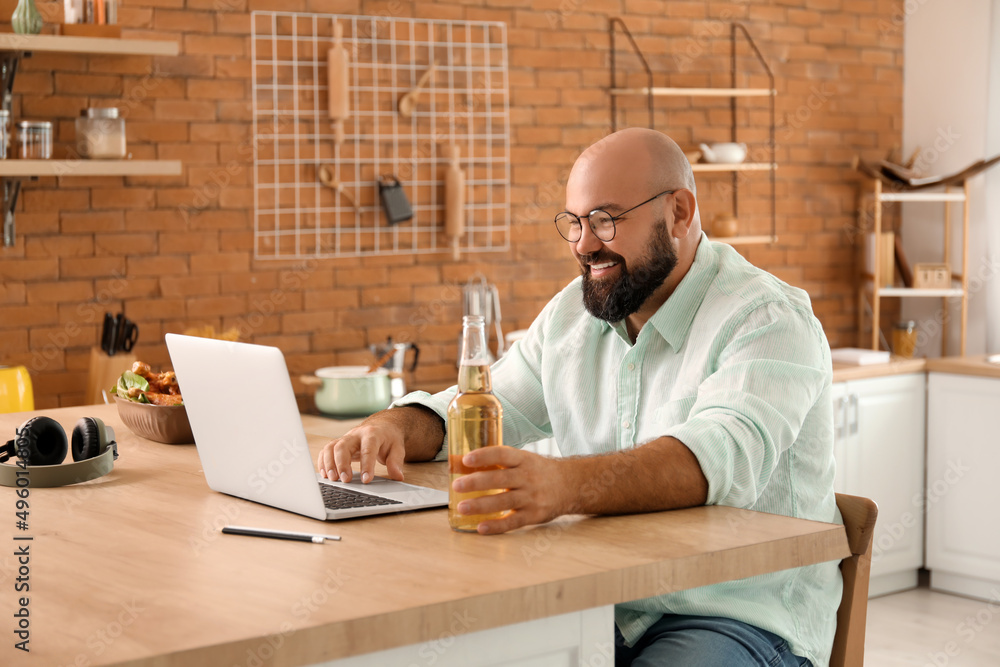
[{"xmin": 111, "ymin": 362, "xmax": 193, "ymax": 444}]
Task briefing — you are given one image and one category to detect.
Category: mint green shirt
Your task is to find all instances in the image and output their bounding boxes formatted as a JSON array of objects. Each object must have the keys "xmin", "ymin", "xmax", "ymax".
[{"xmin": 398, "ymin": 235, "xmax": 842, "ymax": 666}]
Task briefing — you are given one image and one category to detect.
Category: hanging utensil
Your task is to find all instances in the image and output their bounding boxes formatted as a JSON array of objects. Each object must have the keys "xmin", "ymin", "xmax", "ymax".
[
  {"xmin": 318, "ymin": 165, "xmax": 358, "ymax": 210},
  {"xmin": 444, "ymin": 144, "xmax": 465, "ymax": 260},
  {"xmin": 397, "ymin": 61, "xmax": 437, "ymax": 118},
  {"xmin": 327, "ymin": 19, "xmax": 350, "ymax": 145}
]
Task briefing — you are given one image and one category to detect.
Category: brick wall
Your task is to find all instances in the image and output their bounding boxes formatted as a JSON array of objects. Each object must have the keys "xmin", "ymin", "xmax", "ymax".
[{"xmin": 0, "ymin": 0, "xmax": 903, "ymax": 409}]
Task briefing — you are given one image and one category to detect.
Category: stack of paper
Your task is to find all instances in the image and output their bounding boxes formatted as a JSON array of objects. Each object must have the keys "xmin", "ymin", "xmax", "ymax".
[{"xmin": 830, "ymin": 348, "xmax": 891, "ymax": 366}]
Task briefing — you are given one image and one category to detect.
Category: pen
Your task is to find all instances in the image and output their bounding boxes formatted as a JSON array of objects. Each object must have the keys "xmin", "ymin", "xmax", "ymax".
[{"xmin": 221, "ymin": 525, "xmax": 342, "ymax": 544}]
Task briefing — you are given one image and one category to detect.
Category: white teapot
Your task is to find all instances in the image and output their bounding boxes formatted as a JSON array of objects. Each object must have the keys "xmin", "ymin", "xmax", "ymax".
[{"xmin": 699, "ymin": 142, "xmax": 748, "ymax": 164}]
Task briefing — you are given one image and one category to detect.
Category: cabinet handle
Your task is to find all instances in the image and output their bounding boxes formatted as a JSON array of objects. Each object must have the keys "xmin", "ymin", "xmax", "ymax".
[{"xmin": 848, "ymin": 393, "xmax": 859, "ymax": 436}]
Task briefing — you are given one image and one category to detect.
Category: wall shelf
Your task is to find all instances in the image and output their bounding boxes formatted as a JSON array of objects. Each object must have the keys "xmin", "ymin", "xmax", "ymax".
[
  {"xmin": 0, "ymin": 34, "xmax": 178, "ymax": 56},
  {"xmin": 608, "ymin": 18, "xmax": 777, "ymax": 245},
  {"xmin": 874, "ymin": 286, "xmax": 965, "ymax": 298},
  {"xmin": 0, "ymin": 160, "xmax": 181, "ymax": 177},
  {"xmin": 610, "ymin": 87, "xmax": 775, "ymax": 98},
  {"xmin": 692, "ymin": 163, "xmax": 777, "ymax": 173},
  {"xmin": 711, "ymin": 235, "xmax": 779, "ymax": 246},
  {"xmin": 0, "ymin": 34, "xmax": 180, "ymax": 247}
]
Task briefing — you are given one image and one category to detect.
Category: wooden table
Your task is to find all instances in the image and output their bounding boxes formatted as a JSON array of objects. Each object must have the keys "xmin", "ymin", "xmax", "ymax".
[{"xmin": 0, "ymin": 404, "xmax": 849, "ymax": 667}]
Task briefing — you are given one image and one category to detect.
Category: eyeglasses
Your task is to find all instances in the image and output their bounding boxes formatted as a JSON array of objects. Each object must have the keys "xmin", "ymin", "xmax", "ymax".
[{"xmin": 554, "ymin": 190, "xmax": 676, "ymax": 243}]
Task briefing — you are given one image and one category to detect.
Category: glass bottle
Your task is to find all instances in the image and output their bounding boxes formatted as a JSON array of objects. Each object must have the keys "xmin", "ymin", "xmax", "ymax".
[{"xmin": 447, "ymin": 315, "xmax": 506, "ymax": 532}]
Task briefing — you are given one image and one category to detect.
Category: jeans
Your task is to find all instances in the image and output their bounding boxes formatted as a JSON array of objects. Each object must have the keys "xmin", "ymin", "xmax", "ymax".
[{"xmin": 614, "ymin": 614, "xmax": 813, "ymax": 667}]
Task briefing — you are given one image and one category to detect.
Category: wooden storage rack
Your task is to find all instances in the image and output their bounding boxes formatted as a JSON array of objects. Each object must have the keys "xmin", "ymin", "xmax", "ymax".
[
  {"xmin": 859, "ymin": 179, "xmax": 969, "ymax": 356},
  {"xmin": 608, "ymin": 18, "xmax": 777, "ymax": 246}
]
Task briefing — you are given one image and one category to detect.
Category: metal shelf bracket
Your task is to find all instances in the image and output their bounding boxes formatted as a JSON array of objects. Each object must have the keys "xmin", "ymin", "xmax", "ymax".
[
  {"xmin": 1, "ymin": 48, "xmax": 23, "ymax": 247},
  {"xmin": 3, "ymin": 178, "xmax": 21, "ymax": 247}
]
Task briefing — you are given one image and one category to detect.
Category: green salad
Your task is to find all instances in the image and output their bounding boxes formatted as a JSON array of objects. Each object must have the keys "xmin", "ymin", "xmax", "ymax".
[{"xmin": 110, "ymin": 370, "xmax": 152, "ymax": 404}]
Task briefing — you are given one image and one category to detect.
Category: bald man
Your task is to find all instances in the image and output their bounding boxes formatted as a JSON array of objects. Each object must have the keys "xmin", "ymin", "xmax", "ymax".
[{"xmin": 317, "ymin": 128, "xmax": 840, "ymax": 666}]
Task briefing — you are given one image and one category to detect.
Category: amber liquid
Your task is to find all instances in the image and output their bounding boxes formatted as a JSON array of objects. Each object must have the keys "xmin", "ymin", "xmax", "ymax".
[{"xmin": 447, "ymin": 365, "xmax": 506, "ymax": 532}]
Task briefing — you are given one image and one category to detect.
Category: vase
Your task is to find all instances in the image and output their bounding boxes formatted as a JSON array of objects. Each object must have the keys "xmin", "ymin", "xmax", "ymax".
[{"xmin": 11, "ymin": 0, "xmax": 43, "ymax": 35}]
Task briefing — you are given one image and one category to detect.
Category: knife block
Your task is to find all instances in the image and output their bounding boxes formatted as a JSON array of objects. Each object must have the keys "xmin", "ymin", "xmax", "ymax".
[{"xmin": 86, "ymin": 347, "xmax": 136, "ymax": 406}]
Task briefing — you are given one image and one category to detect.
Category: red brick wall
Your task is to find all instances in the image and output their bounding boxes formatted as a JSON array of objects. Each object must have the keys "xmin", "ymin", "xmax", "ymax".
[{"xmin": 0, "ymin": 0, "xmax": 903, "ymax": 408}]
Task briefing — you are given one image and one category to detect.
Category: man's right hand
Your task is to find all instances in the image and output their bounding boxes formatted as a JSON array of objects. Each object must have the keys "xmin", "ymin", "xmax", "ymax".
[
  {"xmin": 315, "ymin": 405, "xmax": 446, "ymax": 484},
  {"xmin": 316, "ymin": 420, "xmax": 407, "ymax": 485}
]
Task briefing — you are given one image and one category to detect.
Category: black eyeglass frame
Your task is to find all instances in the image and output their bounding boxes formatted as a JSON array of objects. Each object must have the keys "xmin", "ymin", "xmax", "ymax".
[{"xmin": 554, "ymin": 190, "xmax": 677, "ymax": 243}]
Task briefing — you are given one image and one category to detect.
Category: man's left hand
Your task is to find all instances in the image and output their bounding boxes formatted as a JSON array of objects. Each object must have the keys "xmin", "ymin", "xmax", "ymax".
[{"xmin": 451, "ymin": 446, "xmax": 571, "ymax": 535}]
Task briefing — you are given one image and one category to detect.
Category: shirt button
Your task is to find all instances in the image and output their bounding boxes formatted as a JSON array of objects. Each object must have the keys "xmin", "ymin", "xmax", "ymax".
[
  {"xmin": 627, "ymin": 363, "xmax": 635, "ymax": 371},
  {"xmin": 623, "ymin": 421, "xmax": 630, "ymax": 429}
]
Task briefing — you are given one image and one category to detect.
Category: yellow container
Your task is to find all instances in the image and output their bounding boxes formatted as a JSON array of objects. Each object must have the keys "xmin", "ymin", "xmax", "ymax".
[
  {"xmin": 892, "ymin": 321, "xmax": 917, "ymax": 359},
  {"xmin": 0, "ymin": 366, "xmax": 34, "ymax": 413}
]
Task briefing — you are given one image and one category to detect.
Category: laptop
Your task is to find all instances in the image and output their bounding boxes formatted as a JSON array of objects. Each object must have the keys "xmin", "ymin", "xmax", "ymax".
[{"xmin": 165, "ymin": 334, "xmax": 448, "ymax": 521}]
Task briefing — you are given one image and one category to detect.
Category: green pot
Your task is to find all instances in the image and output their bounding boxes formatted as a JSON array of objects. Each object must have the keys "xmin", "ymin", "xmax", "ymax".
[
  {"xmin": 308, "ymin": 366, "xmax": 392, "ymax": 418},
  {"xmin": 11, "ymin": 0, "xmax": 43, "ymax": 35}
]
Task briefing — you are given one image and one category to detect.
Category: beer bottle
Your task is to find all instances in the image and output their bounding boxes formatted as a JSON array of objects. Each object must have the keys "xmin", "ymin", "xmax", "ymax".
[{"xmin": 447, "ymin": 315, "xmax": 506, "ymax": 532}]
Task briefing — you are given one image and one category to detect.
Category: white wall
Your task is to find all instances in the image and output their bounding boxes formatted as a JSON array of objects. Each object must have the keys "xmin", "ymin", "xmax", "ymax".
[{"xmin": 902, "ymin": 0, "xmax": 997, "ymax": 357}]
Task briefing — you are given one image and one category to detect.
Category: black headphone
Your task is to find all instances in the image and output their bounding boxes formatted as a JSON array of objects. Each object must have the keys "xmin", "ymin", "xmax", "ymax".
[{"xmin": 0, "ymin": 416, "xmax": 118, "ymax": 488}]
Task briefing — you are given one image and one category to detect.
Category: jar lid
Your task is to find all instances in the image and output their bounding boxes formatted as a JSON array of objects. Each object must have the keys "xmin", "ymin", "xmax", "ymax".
[
  {"xmin": 17, "ymin": 120, "xmax": 52, "ymax": 130},
  {"xmin": 894, "ymin": 320, "xmax": 916, "ymax": 329},
  {"xmin": 81, "ymin": 107, "xmax": 120, "ymax": 119}
]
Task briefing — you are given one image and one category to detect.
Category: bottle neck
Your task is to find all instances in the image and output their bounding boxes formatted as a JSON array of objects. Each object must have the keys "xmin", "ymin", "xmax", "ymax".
[{"xmin": 458, "ymin": 321, "xmax": 492, "ymax": 393}]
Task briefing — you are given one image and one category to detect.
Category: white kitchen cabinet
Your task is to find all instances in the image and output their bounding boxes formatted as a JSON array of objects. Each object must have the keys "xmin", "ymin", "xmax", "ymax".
[
  {"xmin": 323, "ymin": 606, "xmax": 613, "ymax": 667},
  {"xmin": 926, "ymin": 372, "xmax": 1000, "ymax": 601},
  {"xmin": 832, "ymin": 373, "xmax": 926, "ymax": 596}
]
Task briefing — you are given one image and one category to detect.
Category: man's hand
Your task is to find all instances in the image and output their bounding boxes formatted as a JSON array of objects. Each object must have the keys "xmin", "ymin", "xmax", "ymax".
[
  {"xmin": 316, "ymin": 421, "xmax": 406, "ymax": 484},
  {"xmin": 316, "ymin": 406, "xmax": 446, "ymax": 484},
  {"xmin": 451, "ymin": 446, "xmax": 571, "ymax": 535}
]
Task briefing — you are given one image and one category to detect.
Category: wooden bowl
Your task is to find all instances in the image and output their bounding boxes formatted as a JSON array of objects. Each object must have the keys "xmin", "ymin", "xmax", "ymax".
[
  {"xmin": 711, "ymin": 214, "xmax": 739, "ymax": 238},
  {"xmin": 114, "ymin": 396, "xmax": 194, "ymax": 444}
]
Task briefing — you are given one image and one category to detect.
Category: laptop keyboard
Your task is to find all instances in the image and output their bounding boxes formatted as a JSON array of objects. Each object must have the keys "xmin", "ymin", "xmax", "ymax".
[{"xmin": 320, "ymin": 483, "xmax": 403, "ymax": 510}]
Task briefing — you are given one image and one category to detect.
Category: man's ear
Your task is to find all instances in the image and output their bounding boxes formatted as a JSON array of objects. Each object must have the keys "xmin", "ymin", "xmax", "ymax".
[{"xmin": 670, "ymin": 189, "xmax": 697, "ymax": 238}]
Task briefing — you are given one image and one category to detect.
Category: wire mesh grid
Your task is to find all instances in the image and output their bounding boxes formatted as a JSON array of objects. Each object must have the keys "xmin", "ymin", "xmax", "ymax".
[{"xmin": 251, "ymin": 11, "xmax": 511, "ymax": 259}]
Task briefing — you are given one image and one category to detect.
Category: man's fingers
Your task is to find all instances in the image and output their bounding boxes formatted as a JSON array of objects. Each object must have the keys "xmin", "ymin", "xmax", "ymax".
[
  {"xmin": 457, "ymin": 489, "xmax": 524, "ymax": 517},
  {"xmin": 462, "ymin": 444, "xmax": 521, "ymax": 468},
  {"xmin": 317, "ymin": 445, "xmax": 331, "ymax": 479},
  {"xmin": 358, "ymin": 438, "xmax": 384, "ymax": 483},
  {"xmin": 383, "ymin": 442, "xmax": 405, "ymax": 481},
  {"xmin": 333, "ymin": 436, "xmax": 358, "ymax": 482},
  {"xmin": 476, "ymin": 511, "xmax": 529, "ymax": 535},
  {"xmin": 452, "ymin": 469, "xmax": 516, "ymax": 494}
]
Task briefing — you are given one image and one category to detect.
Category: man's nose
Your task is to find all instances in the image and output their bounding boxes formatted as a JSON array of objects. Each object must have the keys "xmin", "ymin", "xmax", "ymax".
[{"xmin": 574, "ymin": 220, "xmax": 605, "ymax": 256}]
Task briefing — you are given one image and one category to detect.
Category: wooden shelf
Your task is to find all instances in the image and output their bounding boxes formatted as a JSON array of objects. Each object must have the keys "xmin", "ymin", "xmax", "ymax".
[
  {"xmin": 875, "ymin": 191, "xmax": 967, "ymax": 203},
  {"xmin": 610, "ymin": 87, "xmax": 775, "ymax": 97},
  {"xmin": 0, "ymin": 33, "xmax": 178, "ymax": 56},
  {"xmin": 870, "ymin": 286, "xmax": 965, "ymax": 298},
  {"xmin": 710, "ymin": 235, "xmax": 778, "ymax": 246},
  {"xmin": 0, "ymin": 160, "xmax": 181, "ymax": 177},
  {"xmin": 692, "ymin": 163, "xmax": 777, "ymax": 172}
]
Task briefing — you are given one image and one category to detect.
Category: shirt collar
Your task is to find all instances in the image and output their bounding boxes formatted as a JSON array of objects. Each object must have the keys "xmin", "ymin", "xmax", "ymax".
[{"xmin": 605, "ymin": 233, "xmax": 718, "ymax": 350}]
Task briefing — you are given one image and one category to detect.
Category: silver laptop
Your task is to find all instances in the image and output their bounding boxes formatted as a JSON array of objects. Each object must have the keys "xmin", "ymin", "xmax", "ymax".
[{"xmin": 165, "ymin": 334, "xmax": 448, "ymax": 521}]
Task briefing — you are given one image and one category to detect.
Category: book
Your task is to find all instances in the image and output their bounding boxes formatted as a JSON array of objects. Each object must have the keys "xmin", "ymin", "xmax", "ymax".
[{"xmin": 830, "ymin": 348, "xmax": 891, "ymax": 366}]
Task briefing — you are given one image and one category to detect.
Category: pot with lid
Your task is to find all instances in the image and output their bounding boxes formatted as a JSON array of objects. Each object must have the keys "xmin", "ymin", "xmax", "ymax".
[{"xmin": 301, "ymin": 366, "xmax": 392, "ymax": 418}]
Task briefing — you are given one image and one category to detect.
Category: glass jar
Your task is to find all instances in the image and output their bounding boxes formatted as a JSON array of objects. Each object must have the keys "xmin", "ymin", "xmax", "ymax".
[
  {"xmin": 76, "ymin": 108, "xmax": 126, "ymax": 159},
  {"xmin": 0, "ymin": 110, "xmax": 10, "ymax": 159},
  {"xmin": 892, "ymin": 320, "xmax": 917, "ymax": 359},
  {"xmin": 16, "ymin": 120, "xmax": 52, "ymax": 159}
]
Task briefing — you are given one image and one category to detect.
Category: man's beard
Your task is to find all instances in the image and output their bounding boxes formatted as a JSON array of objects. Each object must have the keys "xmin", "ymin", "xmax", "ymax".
[{"xmin": 580, "ymin": 218, "xmax": 678, "ymax": 323}]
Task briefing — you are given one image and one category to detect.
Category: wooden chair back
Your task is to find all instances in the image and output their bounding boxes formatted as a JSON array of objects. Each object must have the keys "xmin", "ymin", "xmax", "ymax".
[{"xmin": 830, "ymin": 492, "xmax": 879, "ymax": 667}]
